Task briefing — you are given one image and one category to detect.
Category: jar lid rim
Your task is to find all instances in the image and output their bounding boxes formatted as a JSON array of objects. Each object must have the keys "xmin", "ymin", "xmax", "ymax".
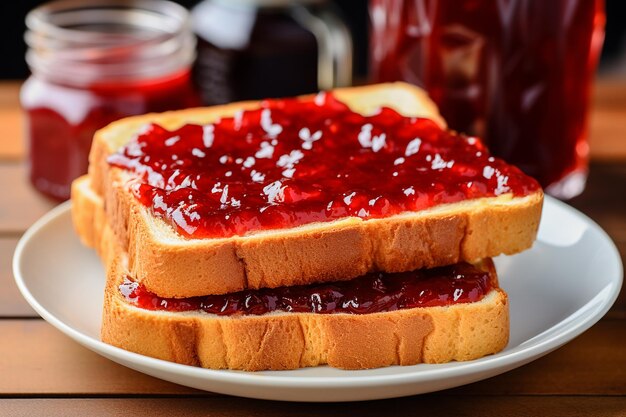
[
  {"xmin": 26, "ymin": 0, "xmax": 190, "ymax": 44},
  {"xmin": 24, "ymin": 0, "xmax": 195, "ymax": 85}
]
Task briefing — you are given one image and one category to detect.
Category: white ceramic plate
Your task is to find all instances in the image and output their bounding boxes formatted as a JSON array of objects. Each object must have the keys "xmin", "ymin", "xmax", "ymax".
[{"xmin": 13, "ymin": 197, "xmax": 623, "ymax": 402}]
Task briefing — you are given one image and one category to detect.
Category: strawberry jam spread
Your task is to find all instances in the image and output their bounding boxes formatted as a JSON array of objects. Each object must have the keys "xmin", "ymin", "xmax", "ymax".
[
  {"xmin": 120, "ymin": 262, "xmax": 493, "ymax": 315},
  {"xmin": 108, "ymin": 92, "xmax": 540, "ymax": 238}
]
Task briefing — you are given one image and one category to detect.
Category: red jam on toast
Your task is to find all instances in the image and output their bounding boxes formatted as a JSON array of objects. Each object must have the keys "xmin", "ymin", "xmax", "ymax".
[
  {"xmin": 109, "ymin": 92, "xmax": 540, "ymax": 238},
  {"xmin": 120, "ymin": 262, "xmax": 494, "ymax": 316}
]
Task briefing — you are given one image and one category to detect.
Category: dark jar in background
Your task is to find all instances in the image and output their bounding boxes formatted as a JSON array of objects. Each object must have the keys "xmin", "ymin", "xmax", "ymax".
[
  {"xmin": 21, "ymin": 0, "xmax": 200, "ymax": 200},
  {"xmin": 192, "ymin": 0, "xmax": 352, "ymax": 105},
  {"xmin": 370, "ymin": 0, "xmax": 605, "ymax": 198}
]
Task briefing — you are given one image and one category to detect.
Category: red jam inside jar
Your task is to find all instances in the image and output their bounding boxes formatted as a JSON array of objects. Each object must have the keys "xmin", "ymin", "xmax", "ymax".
[
  {"xmin": 109, "ymin": 92, "xmax": 540, "ymax": 239},
  {"xmin": 22, "ymin": 72, "xmax": 199, "ymax": 200},
  {"xmin": 369, "ymin": 0, "xmax": 605, "ymax": 197},
  {"xmin": 22, "ymin": 1, "xmax": 199, "ymax": 200},
  {"xmin": 121, "ymin": 262, "xmax": 494, "ymax": 315}
]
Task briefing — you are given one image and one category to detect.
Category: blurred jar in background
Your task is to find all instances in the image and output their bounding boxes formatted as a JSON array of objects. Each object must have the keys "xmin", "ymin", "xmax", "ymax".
[
  {"xmin": 370, "ymin": 0, "xmax": 605, "ymax": 198},
  {"xmin": 192, "ymin": 0, "xmax": 352, "ymax": 105},
  {"xmin": 21, "ymin": 0, "xmax": 199, "ymax": 200}
]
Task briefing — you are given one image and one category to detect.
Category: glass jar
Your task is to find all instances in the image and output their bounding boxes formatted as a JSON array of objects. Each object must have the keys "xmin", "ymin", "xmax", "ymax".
[
  {"xmin": 370, "ymin": 0, "xmax": 605, "ymax": 199},
  {"xmin": 21, "ymin": 0, "xmax": 200, "ymax": 200},
  {"xmin": 192, "ymin": 0, "xmax": 352, "ymax": 105}
]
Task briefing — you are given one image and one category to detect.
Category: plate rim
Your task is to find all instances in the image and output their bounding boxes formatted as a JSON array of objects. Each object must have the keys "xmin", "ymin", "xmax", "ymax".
[{"xmin": 12, "ymin": 196, "xmax": 623, "ymax": 390}]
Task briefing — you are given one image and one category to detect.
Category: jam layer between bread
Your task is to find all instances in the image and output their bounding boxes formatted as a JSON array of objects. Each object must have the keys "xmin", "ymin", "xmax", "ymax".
[
  {"xmin": 120, "ymin": 261, "xmax": 496, "ymax": 316},
  {"xmin": 108, "ymin": 92, "xmax": 540, "ymax": 238}
]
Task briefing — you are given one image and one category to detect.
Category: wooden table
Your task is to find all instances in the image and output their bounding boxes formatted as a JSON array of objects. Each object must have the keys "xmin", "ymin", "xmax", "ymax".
[{"xmin": 1, "ymin": 80, "xmax": 625, "ymax": 416}]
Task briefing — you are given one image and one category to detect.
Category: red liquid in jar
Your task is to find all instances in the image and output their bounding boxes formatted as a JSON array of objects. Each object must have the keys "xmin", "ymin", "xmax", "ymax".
[
  {"xmin": 370, "ymin": 0, "xmax": 605, "ymax": 192},
  {"xmin": 21, "ymin": 70, "xmax": 200, "ymax": 200},
  {"xmin": 109, "ymin": 92, "xmax": 539, "ymax": 239},
  {"xmin": 121, "ymin": 262, "xmax": 494, "ymax": 315}
]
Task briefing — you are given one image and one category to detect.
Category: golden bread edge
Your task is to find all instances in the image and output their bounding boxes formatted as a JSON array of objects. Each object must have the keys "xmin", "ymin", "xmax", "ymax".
[{"xmin": 72, "ymin": 175, "xmax": 510, "ymax": 371}]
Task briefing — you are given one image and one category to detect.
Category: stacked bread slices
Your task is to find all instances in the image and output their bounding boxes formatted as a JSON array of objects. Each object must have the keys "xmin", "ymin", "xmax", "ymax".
[{"xmin": 71, "ymin": 83, "xmax": 543, "ymax": 371}]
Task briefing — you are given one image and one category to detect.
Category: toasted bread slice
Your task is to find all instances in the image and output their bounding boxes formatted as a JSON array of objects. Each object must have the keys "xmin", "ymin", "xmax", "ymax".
[
  {"xmin": 72, "ymin": 176, "xmax": 509, "ymax": 371},
  {"xmin": 84, "ymin": 82, "xmax": 543, "ymax": 298},
  {"xmin": 102, "ymin": 258, "xmax": 509, "ymax": 370}
]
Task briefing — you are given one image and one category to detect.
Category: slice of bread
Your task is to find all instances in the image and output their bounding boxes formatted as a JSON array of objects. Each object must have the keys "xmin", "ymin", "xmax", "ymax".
[
  {"xmin": 102, "ymin": 260, "xmax": 509, "ymax": 371},
  {"xmin": 72, "ymin": 175, "xmax": 509, "ymax": 371},
  {"xmin": 85, "ymin": 82, "xmax": 543, "ymax": 298}
]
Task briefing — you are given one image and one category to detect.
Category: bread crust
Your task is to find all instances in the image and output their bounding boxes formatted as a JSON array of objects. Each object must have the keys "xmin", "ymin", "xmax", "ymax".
[
  {"xmin": 85, "ymin": 82, "xmax": 542, "ymax": 297},
  {"xmin": 72, "ymin": 177, "xmax": 509, "ymax": 371}
]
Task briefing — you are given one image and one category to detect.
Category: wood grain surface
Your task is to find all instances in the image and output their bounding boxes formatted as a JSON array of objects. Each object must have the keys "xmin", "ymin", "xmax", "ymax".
[
  {"xmin": 0, "ymin": 238, "xmax": 35, "ymax": 317},
  {"xmin": 0, "ymin": 80, "xmax": 624, "ymax": 415},
  {"xmin": 2, "ymin": 397, "xmax": 626, "ymax": 417},
  {"xmin": 0, "ymin": 163, "xmax": 55, "ymax": 233},
  {"xmin": 0, "ymin": 319, "xmax": 623, "ymax": 397}
]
